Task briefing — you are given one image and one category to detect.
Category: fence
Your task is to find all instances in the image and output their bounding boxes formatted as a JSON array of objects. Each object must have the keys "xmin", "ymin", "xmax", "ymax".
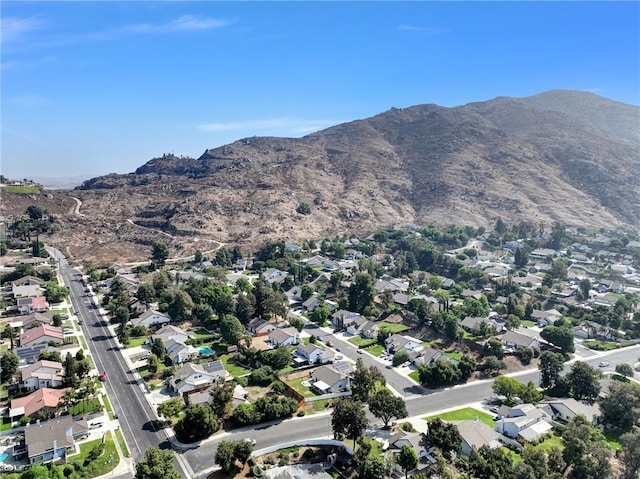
[{"xmin": 304, "ymin": 391, "xmax": 352, "ymax": 403}]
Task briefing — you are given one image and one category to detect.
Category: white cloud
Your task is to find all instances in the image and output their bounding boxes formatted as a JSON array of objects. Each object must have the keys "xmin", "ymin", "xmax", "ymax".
[
  {"xmin": 1, "ymin": 16, "xmax": 46, "ymax": 42},
  {"xmin": 197, "ymin": 117, "xmax": 340, "ymax": 134},
  {"xmin": 123, "ymin": 15, "xmax": 233, "ymax": 34}
]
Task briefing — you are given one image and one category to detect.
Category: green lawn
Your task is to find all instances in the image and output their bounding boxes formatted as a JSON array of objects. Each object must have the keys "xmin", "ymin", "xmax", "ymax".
[
  {"xmin": 4, "ymin": 185, "xmax": 41, "ymax": 194},
  {"xmin": 219, "ymin": 354, "xmax": 252, "ymax": 377},
  {"xmin": 80, "ymin": 337, "xmax": 88, "ymax": 349},
  {"xmin": 348, "ymin": 336, "xmax": 377, "ymax": 348},
  {"xmin": 377, "ymin": 322, "xmax": 410, "ymax": 333},
  {"xmin": 583, "ymin": 340, "xmax": 621, "ymax": 351},
  {"xmin": 285, "ymin": 377, "xmax": 317, "ymax": 398},
  {"xmin": 69, "ymin": 398, "xmax": 101, "ymax": 416},
  {"xmin": 102, "ymin": 394, "xmax": 114, "ymax": 418},
  {"xmin": 445, "ymin": 350, "xmax": 463, "ymax": 360},
  {"xmin": 522, "ymin": 320, "xmax": 537, "ymax": 328},
  {"xmin": 1, "ymin": 417, "xmax": 13, "ymax": 431},
  {"xmin": 534, "ymin": 434, "xmax": 563, "ymax": 451},
  {"xmin": 366, "ymin": 344, "xmax": 385, "ymax": 356},
  {"xmin": 604, "ymin": 428, "xmax": 625, "ymax": 450},
  {"xmin": 67, "ymin": 432, "xmax": 119, "ymax": 477},
  {"xmin": 409, "ymin": 370, "xmax": 421, "ymax": 383},
  {"xmin": 462, "ymin": 331, "xmax": 480, "ymax": 341},
  {"xmin": 424, "ymin": 407, "xmax": 495, "ymax": 428},
  {"xmin": 115, "ymin": 429, "xmax": 130, "ymax": 458},
  {"xmin": 126, "ymin": 337, "xmax": 148, "ymax": 348}
]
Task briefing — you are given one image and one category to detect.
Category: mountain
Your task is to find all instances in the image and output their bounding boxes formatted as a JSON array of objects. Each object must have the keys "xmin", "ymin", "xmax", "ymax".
[{"xmin": 2, "ymin": 90, "xmax": 638, "ymax": 265}]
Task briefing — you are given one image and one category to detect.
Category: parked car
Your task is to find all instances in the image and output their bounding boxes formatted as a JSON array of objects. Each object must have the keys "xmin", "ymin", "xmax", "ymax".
[
  {"xmin": 99, "ymin": 372, "xmax": 107, "ymax": 381},
  {"xmin": 599, "ymin": 361, "xmax": 610, "ymax": 367}
]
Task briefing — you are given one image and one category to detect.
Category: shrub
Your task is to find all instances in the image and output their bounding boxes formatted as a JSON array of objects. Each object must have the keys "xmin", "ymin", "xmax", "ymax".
[
  {"xmin": 297, "ymin": 410, "xmax": 306, "ymax": 417},
  {"xmin": 264, "ymin": 456, "xmax": 276, "ymax": 465},
  {"xmin": 296, "ymin": 203, "xmax": 311, "ymax": 215},
  {"xmin": 302, "ymin": 449, "xmax": 315, "ymax": 460}
]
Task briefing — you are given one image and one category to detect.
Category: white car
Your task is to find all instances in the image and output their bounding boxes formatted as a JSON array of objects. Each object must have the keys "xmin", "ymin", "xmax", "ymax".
[{"xmin": 598, "ymin": 361, "xmax": 610, "ymax": 367}]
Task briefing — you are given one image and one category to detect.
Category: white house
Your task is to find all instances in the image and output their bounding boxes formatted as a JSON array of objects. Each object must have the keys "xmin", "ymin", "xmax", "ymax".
[
  {"xmin": 152, "ymin": 324, "xmax": 194, "ymax": 345},
  {"xmin": 268, "ymin": 327, "xmax": 299, "ymax": 347},
  {"xmin": 310, "ymin": 364, "xmax": 350, "ymax": 394},
  {"xmin": 500, "ymin": 330, "xmax": 539, "ymax": 351},
  {"xmin": 495, "ymin": 404, "xmax": 553, "ymax": 442},
  {"xmin": 166, "ymin": 340, "xmax": 198, "ymax": 366},
  {"xmin": 385, "ymin": 334, "xmax": 423, "ymax": 354},
  {"xmin": 171, "ymin": 361, "xmax": 229, "ymax": 396},
  {"xmin": 20, "ymin": 360, "xmax": 64, "ymax": 392},
  {"xmin": 131, "ymin": 309, "xmax": 171, "ymax": 327},
  {"xmin": 295, "ymin": 343, "xmax": 325, "ymax": 364},
  {"xmin": 452, "ymin": 419, "xmax": 502, "ymax": 455}
]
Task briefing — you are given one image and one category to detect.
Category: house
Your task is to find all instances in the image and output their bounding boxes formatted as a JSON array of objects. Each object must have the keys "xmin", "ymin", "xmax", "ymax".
[
  {"xmin": 284, "ymin": 286, "xmax": 302, "ymax": 302},
  {"xmin": 387, "ymin": 430, "xmax": 436, "ymax": 475},
  {"xmin": 295, "ymin": 343, "xmax": 325, "ymax": 364},
  {"xmin": 12, "ymin": 283, "xmax": 45, "ymax": 299},
  {"xmin": 495, "ymin": 404, "xmax": 553, "ymax": 442},
  {"xmin": 460, "ymin": 316, "xmax": 503, "ymax": 335},
  {"xmin": 268, "ymin": 327, "xmax": 299, "ymax": 347},
  {"xmin": 20, "ymin": 325, "xmax": 63, "ymax": 348},
  {"xmin": 16, "ymin": 344, "xmax": 58, "ymax": 366},
  {"xmin": 12, "ymin": 276, "xmax": 46, "ymax": 287},
  {"xmin": 500, "ymin": 330, "xmax": 539, "ymax": 351},
  {"xmin": 345, "ymin": 316, "xmax": 379, "ymax": 338},
  {"xmin": 531, "ymin": 309, "xmax": 563, "ymax": 327},
  {"xmin": 171, "ymin": 361, "xmax": 229, "ymax": 396},
  {"xmin": 262, "ymin": 268, "xmax": 289, "ymax": 287},
  {"xmin": 411, "ymin": 347, "xmax": 457, "ymax": 368},
  {"xmin": 301, "ymin": 295, "xmax": 322, "ymax": 312},
  {"xmin": 9, "ymin": 387, "xmax": 69, "ymax": 420},
  {"xmin": 24, "ymin": 415, "xmax": 89, "ymax": 464},
  {"xmin": 530, "ymin": 248, "xmax": 558, "ymax": 259},
  {"xmin": 17, "ymin": 296, "xmax": 50, "ymax": 314},
  {"xmin": 152, "ymin": 324, "xmax": 195, "ymax": 345},
  {"xmin": 452, "ymin": 419, "xmax": 503, "ymax": 455},
  {"xmin": 166, "ymin": 340, "xmax": 198, "ymax": 366},
  {"xmin": 385, "ymin": 334, "xmax": 423, "ymax": 354},
  {"xmin": 331, "ymin": 310, "xmax": 361, "ymax": 330},
  {"xmin": 310, "ymin": 364, "xmax": 350, "ymax": 394},
  {"xmin": 374, "ymin": 277, "xmax": 409, "ymax": 294},
  {"xmin": 305, "ymin": 255, "xmax": 340, "ymax": 272},
  {"xmin": 246, "ymin": 318, "xmax": 277, "ymax": 336},
  {"xmin": 20, "ymin": 312, "xmax": 56, "ymax": 330},
  {"xmin": 131, "ymin": 309, "xmax": 171, "ymax": 327},
  {"xmin": 539, "ymin": 398, "xmax": 601, "ymax": 424},
  {"xmin": 20, "ymin": 360, "xmax": 64, "ymax": 391}
]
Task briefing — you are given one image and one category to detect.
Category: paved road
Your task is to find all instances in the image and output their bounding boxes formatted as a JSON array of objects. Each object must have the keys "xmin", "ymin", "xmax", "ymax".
[{"xmin": 51, "ymin": 249, "xmax": 193, "ymax": 478}]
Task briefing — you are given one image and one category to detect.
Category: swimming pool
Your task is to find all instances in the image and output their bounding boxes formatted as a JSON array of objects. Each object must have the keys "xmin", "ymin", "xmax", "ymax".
[
  {"xmin": 0, "ymin": 452, "xmax": 9, "ymax": 462},
  {"xmin": 200, "ymin": 347, "xmax": 214, "ymax": 356}
]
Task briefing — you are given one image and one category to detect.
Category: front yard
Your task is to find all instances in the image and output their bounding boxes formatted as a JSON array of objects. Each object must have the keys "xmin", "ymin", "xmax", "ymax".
[{"xmin": 423, "ymin": 407, "xmax": 495, "ymax": 427}]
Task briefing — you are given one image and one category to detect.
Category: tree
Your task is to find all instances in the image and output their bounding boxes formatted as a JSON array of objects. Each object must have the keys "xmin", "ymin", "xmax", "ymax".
[
  {"xmin": 151, "ymin": 241, "xmax": 169, "ymax": 268},
  {"xmin": 62, "ymin": 353, "xmax": 79, "ymax": 388},
  {"xmin": 397, "ymin": 445, "xmax": 418, "ymax": 479},
  {"xmin": 599, "ymin": 382, "xmax": 640, "ymax": 430},
  {"xmin": 235, "ymin": 294, "xmax": 255, "ymax": 324},
  {"xmin": 215, "ymin": 440, "xmax": 237, "ymax": 475},
  {"xmin": 419, "ymin": 360, "xmax": 462, "ymax": 387},
  {"xmin": 619, "ymin": 427, "xmax": 640, "ymax": 479},
  {"xmin": 566, "ymin": 361, "xmax": 601, "ymax": 401},
  {"xmin": 167, "ymin": 290, "xmax": 194, "ymax": 321},
  {"xmin": 368, "ymin": 389, "xmax": 408, "ymax": 428},
  {"xmin": 483, "ymin": 338, "xmax": 505, "ymax": 359},
  {"xmin": 351, "ymin": 358, "xmax": 385, "ymax": 401},
  {"xmin": 359, "ymin": 456, "xmax": 391, "ymax": 479},
  {"xmin": 549, "ymin": 258, "xmax": 568, "ymax": 280},
  {"xmin": 174, "ymin": 404, "xmax": 219, "ymax": 442},
  {"xmin": 540, "ymin": 326, "xmax": 575, "ymax": 353},
  {"xmin": 331, "ymin": 398, "xmax": 369, "ymax": 444},
  {"xmin": 135, "ymin": 446, "xmax": 180, "ymax": 479},
  {"xmin": 52, "ymin": 313, "xmax": 62, "ymax": 327},
  {"xmin": 538, "ymin": 351, "xmax": 565, "ymax": 390},
  {"xmin": 309, "ymin": 304, "xmax": 330, "ymax": 326},
  {"xmin": 151, "ymin": 338, "xmax": 166, "ymax": 361},
  {"xmin": 579, "ymin": 278, "xmax": 592, "ymax": 300},
  {"xmin": 157, "ymin": 398, "xmax": 182, "ymax": 420},
  {"xmin": 220, "ymin": 314, "xmax": 244, "ymax": 345},
  {"xmin": 136, "ymin": 283, "xmax": 156, "ymax": 307},
  {"xmin": 1, "ymin": 351, "xmax": 19, "ymax": 383},
  {"xmin": 147, "ymin": 353, "xmax": 159, "ymax": 374},
  {"xmin": 116, "ymin": 322, "xmax": 130, "ymax": 346},
  {"xmin": 392, "ymin": 350, "xmax": 410, "ymax": 367},
  {"xmin": 300, "ymin": 284, "xmax": 314, "ymax": 301},
  {"xmin": 615, "ymin": 363, "xmax": 635, "ymax": 379},
  {"xmin": 522, "ymin": 447, "xmax": 549, "ymax": 479},
  {"xmin": 520, "ymin": 381, "xmax": 543, "ymax": 404},
  {"xmin": 492, "ymin": 376, "xmax": 523, "ymax": 402},
  {"xmin": 427, "ymin": 418, "xmax": 462, "ymax": 458},
  {"xmin": 210, "ymin": 378, "xmax": 235, "ymax": 418},
  {"xmin": 348, "ymin": 273, "xmax": 375, "ymax": 313}
]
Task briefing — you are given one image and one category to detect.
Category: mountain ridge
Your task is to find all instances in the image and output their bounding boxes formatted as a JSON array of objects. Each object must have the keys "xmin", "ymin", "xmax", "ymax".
[{"xmin": 2, "ymin": 89, "xmax": 638, "ymax": 265}]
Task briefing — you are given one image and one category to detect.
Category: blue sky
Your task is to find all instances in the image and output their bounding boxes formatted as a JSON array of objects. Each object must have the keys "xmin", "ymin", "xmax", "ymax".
[{"xmin": 2, "ymin": 1, "xmax": 639, "ymax": 180}]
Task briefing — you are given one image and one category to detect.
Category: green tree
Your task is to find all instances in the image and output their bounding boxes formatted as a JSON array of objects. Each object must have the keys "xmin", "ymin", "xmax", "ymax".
[
  {"xmin": 538, "ymin": 351, "xmax": 565, "ymax": 390},
  {"xmin": 62, "ymin": 353, "xmax": 79, "ymax": 388},
  {"xmin": 157, "ymin": 398, "xmax": 182, "ymax": 420},
  {"xmin": 599, "ymin": 382, "xmax": 640, "ymax": 430},
  {"xmin": 309, "ymin": 304, "xmax": 330, "ymax": 326},
  {"xmin": 300, "ymin": 284, "xmax": 314, "ymax": 301},
  {"xmin": 134, "ymin": 446, "xmax": 181, "ymax": 479},
  {"xmin": 615, "ymin": 363, "xmax": 635, "ymax": 379},
  {"xmin": 296, "ymin": 202, "xmax": 311, "ymax": 215},
  {"xmin": 116, "ymin": 322, "xmax": 130, "ymax": 346},
  {"xmin": 52, "ymin": 313, "xmax": 62, "ymax": 327},
  {"xmin": 427, "ymin": 418, "xmax": 462, "ymax": 458},
  {"xmin": 483, "ymin": 338, "xmax": 505, "ymax": 359},
  {"xmin": 397, "ymin": 445, "xmax": 419, "ymax": 479},
  {"xmin": 0, "ymin": 351, "xmax": 19, "ymax": 382},
  {"xmin": 235, "ymin": 294, "xmax": 255, "ymax": 324},
  {"xmin": 167, "ymin": 290, "xmax": 194, "ymax": 321},
  {"xmin": 567, "ymin": 361, "xmax": 601, "ymax": 401},
  {"xmin": 351, "ymin": 358, "xmax": 385, "ymax": 401},
  {"xmin": 492, "ymin": 376, "xmax": 523, "ymax": 402},
  {"xmin": 215, "ymin": 440, "xmax": 237, "ymax": 475},
  {"xmin": 392, "ymin": 350, "xmax": 410, "ymax": 367},
  {"xmin": 540, "ymin": 326, "xmax": 575, "ymax": 353},
  {"xmin": 359, "ymin": 456, "xmax": 390, "ymax": 479},
  {"xmin": 619, "ymin": 427, "xmax": 640, "ymax": 479},
  {"xmin": 331, "ymin": 398, "xmax": 369, "ymax": 444},
  {"xmin": 579, "ymin": 278, "xmax": 592, "ymax": 300},
  {"xmin": 151, "ymin": 241, "xmax": 169, "ymax": 268},
  {"xmin": 151, "ymin": 338, "xmax": 166, "ymax": 361},
  {"xmin": 174, "ymin": 404, "xmax": 219, "ymax": 442},
  {"xmin": 136, "ymin": 283, "xmax": 156, "ymax": 307},
  {"xmin": 368, "ymin": 389, "xmax": 408, "ymax": 428},
  {"xmin": 549, "ymin": 258, "xmax": 568, "ymax": 280},
  {"xmin": 522, "ymin": 447, "xmax": 549, "ymax": 479},
  {"xmin": 348, "ymin": 273, "xmax": 375, "ymax": 313},
  {"xmin": 220, "ymin": 314, "xmax": 244, "ymax": 345},
  {"xmin": 147, "ymin": 353, "xmax": 159, "ymax": 374},
  {"xmin": 210, "ymin": 378, "xmax": 236, "ymax": 418}
]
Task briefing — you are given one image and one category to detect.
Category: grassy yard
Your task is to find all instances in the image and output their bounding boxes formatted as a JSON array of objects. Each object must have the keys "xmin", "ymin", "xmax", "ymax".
[
  {"xmin": 409, "ymin": 370, "xmax": 421, "ymax": 383},
  {"xmin": 4, "ymin": 185, "xmax": 41, "ymax": 194},
  {"xmin": 365, "ymin": 344, "xmax": 385, "ymax": 356},
  {"xmin": 219, "ymin": 354, "xmax": 252, "ymax": 378},
  {"xmin": 285, "ymin": 376, "xmax": 317, "ymax": 398},
  {"xmin": 377, "ymin": 322, "xmax": 409, "ymax": 333},
  {"xmin": 348, "ymin": 336, "xmax": 377, "ymax": 348},
  {"xmin": 583, "ymin": 340, "xmax": 621, "ymax": 351},
  {"xmin": 102, "ymin": 394, "xmax": 114, "ymax": 418},
  {"xmin": 69, "ymin": 398, "xmax": 101, "ymax": 416},
  {"xmin": 535, "ymin": 434, "xmax": 563, "ymax": 451},
  {"xmin": 604, "ymin": 428, "xmax": 625, "ymax": 450},
  {"xmin": 67, "ymin": 432, "xmax": 119, "ymax": 477},
  {"xmin": 1, "ymin": 417, "xmax": 13, "ymax": 432},
  {"xmin": 522, "ymin": 320, "xmax": 537, "ymax": 328},
  {"xmin": 126, "ymin": 336, "xmax": 148, "ymax": 348},
  {"xmin": 445, "ymin": 350, "xmax": 463, "ymax": 360},
  {"xmin": 80, "ymin": 337, "xmax": 88, "ymax": 349},
  {"xmin": 424, "ymin": 407, "xmax": 495, "ymax": 428},
  {"xmin": 115, "ymin": 429, "xmax": 130, "ymax": 458}
]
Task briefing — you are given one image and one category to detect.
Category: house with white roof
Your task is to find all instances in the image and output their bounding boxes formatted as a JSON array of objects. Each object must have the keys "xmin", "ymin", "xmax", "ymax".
[
  {"xmin": 452, "ymin": 419, "xmax": 503, "ymax": 455},
  {"xmin": 385, "ymin": 334, "xmax": 423, "ymax": 354},
  {"xmin": 310, "ymin": 364, "xmax": 350, "ymax": 394},
  {"xmin": 268, "ymin": 327, "xmax": 299, "ymax": 347},
  {"xmin": 500, "ymin": 330, "xmax": 539, "ymax": 351},
  {"xmin": 171, "ymin": 361, "xmax": 229, "ymax": 396},
  {"xmin": 495, "ymin": 404, "xmax": 553, "ymax": 442},
  {"xmin": 20, "ymin": 360, "xmax": 64, "ymax": 392},
  {"xmin": 131, "ymin": 309, "xmax": 171, "ymax": 327}
]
